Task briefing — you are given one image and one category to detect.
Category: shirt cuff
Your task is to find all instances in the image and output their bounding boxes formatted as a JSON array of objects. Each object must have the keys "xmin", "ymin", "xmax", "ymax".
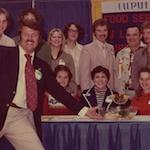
[{"xmin": 78, "ymin": 106, "xmax": 89, "ymax": 117}]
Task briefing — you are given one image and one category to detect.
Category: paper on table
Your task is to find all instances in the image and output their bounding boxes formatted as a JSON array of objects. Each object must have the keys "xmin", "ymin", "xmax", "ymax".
[{"xmin": 41, "ymin": 115, "xmax": 92, "ymax": 122}]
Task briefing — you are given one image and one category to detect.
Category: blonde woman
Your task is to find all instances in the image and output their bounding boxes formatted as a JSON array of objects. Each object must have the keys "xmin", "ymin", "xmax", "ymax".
[{"xmin": 37, "ymin": 28, "xmax": 77, "ymax": 94}]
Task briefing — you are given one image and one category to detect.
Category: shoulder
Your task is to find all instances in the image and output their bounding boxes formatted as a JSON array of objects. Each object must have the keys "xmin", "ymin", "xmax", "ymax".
[
  {"xmin": 116, "ymin": 47, "xmax": 130, "ymax": 58},
  {"xmin": 80, "ymin": 41, "xmax": 96, "ymax": 56},
  {"xmin": 76, "ymin": 42, "xmax": 83, "ymax": 50},
  {"xmin": 0, "ymin": 45, "xmax": 17, "ymax": 53},
  {"xmin": 62, "ymin": 51, "xmax": 73, "ymax": 59},
  {"xmin": 82, "ymin": 41, "xmax": 96, "ymax": 49},
  {"xmin": 35, "ymin": 55, "xmax": 51, "ymax": 71},
  {"xmin": 106, "ymin": 42, "xmax": 114, "ymax": 49},
  {"xmin": 134, "ymin": 47, "xmax": 146, "ymax": 60},
  {"xmin": 1, "ymin": 34, "xmax": 16, "ymax": 47},
  {"xmin": 0, "ymin": 46, "xmax": 18, "ymax": 64},
  {"xmin": 82, "ymin": 87, "xmax": 94, "ymax": 95},
  {"xmin": 131, "ymin": 95, "xmax": 139, "ymax": 104}
]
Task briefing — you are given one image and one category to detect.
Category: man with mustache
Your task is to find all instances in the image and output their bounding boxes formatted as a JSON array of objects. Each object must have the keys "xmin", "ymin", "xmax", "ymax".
[
  {"xmin": 115, "ymin": 25, "xmax": 146, "ymax": 97},
  {"xmin": 132, "ymin": 21, "xmax": 150, "ymax": 90},
  {"xmin": 0, "ymin": 20, "xmax": 100, "ymax": 149},
  {"xmin": 79, "ymin": 18, "xmax": 115, "ymax": 91}
]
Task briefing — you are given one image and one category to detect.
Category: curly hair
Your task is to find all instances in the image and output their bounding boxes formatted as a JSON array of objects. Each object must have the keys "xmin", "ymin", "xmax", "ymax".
[
  {"xmin": 91, "ymin": 65, "xmax": 110, "ymax": 80},
  {"xmin": 64, "ymin": 22, "xmax": 84, "ymax": 42}
]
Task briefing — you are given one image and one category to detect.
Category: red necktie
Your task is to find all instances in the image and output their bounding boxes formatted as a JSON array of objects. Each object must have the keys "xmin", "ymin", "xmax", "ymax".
[{"xmin": 25, "ymin": 54, "xmax": 38, "ymax": 111}]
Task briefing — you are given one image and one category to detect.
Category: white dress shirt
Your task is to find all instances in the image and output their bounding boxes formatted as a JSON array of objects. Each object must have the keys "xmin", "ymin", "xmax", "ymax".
[
  {"xmin": 64, "ymin": 42, "xmax": 83, "ymax": 85},
  {"xmin": 13, "ymin": 46, "xmax": 34, "ymax": 108}
]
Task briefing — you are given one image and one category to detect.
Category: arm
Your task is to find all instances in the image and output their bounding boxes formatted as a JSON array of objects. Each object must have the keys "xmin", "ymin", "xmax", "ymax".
[
  {"xmin": 43, "ymin": 62, "xmax": 83, "ymax": 113},
  {"xmin": 43, "ymin": 62, "xmax": 101, "ymax": 119}
]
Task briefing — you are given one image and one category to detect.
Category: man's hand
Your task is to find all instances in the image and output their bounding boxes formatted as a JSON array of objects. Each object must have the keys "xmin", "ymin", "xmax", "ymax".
[{"xmin": 85, "ymin": 106, "xmax": 103, "ymax": 120}]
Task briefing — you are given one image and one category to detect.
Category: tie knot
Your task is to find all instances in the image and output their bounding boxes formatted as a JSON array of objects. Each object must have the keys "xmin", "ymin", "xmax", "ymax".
[{"xmin": 25, "ymin": 54, "xmax": 32, "ymax": 61}]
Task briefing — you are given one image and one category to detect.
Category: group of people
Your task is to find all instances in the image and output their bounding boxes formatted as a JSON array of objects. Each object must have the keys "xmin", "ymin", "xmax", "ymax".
[
  {"xmin": 0, "ymin": 7, "xmax": 100, "ymax": 150},
  {"xmin": 1, "ymin": 7, "xmax": 150, "ymax": 149}
]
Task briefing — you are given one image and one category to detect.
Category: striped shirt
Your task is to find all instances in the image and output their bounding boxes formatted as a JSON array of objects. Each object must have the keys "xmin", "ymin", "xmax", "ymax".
[{"xmin": 95, "ymin": 88, "xmax": 107, "ymax": 108}]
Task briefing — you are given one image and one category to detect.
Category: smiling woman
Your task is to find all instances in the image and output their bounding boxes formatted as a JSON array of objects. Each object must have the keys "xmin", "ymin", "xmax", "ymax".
[
  {"xmin": 80, "ymin": 65, "xmax": 118, "ymax": 112},
  {"xmin": 0, "ymin": 8, "xmax": 15, "ymax": 47},
  {"xmin": 131, "ymin": 67, "xmax": 150, "ymax": 115},
  {"xmin": 42, "ymin": 65, "xmax": 78, "ymax": 115},
  {"xmin": 37, "ymin": 28, "xmax": 77, "ymax": 95}
]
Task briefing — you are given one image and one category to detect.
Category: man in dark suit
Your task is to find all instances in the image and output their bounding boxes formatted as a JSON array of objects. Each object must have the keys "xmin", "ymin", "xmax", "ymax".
[{"xmin": 0, "ymin": 20, "xmax": 99, "ymax": 149}]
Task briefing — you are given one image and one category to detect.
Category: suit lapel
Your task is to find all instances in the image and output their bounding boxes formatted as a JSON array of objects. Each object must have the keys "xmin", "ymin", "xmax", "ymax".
[
  {"xmin": 83, "ymin": 87, "xmax": 97, "ymax": 107},
  {"xmin": 33, "ymin": 56, "xmax": 40, "ymax": 70}
]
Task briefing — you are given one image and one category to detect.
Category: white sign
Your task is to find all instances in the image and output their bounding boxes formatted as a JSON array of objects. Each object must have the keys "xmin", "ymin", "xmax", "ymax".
[{"xmin": 102, "ymin": 0, "xmax": 150, "ymax": 13}]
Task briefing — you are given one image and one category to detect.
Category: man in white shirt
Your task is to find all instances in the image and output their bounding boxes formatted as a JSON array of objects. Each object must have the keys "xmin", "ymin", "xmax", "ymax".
[
  {"xmin": 0, "ymin": 20, "xmax": 101, "ymax": 149},
  {"xmin": 0, "ymin": 8, "xmax": 15, "ymax": 47}
]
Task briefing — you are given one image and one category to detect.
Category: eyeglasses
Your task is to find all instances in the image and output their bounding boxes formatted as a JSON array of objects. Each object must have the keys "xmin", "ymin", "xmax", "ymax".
[
  {"xmin": 95, "ymin": 29, "xmax": 108, "ymax": 33},
  {"xmin": 68, "ymin": 29, "xmax": 78, "ymax": 33}
]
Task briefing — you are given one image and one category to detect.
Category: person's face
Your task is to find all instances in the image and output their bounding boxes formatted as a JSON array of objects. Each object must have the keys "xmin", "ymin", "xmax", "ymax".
[
  {"xmin": 67, "ymin": 24, "xmax": 79, "ymax": 42},
  {"xmin": 0, "ymin": 13, "xmax": 8, "ymax": 36},
  {"xmin": 126, "ymin": 27, "xmax": 142, "ymax": 48},
  {"xmin": 93, "ymin": 72, "xmax": 108, "ymax": 90},
  {"xmin": 20, "ymin": 26, "xmax": 40, "ymax": 54},
  {"xmin": 143, "ymin": 28, "xmax": 150, "ymax": 45},
  {"xmin": 56, "ymin": 70, "xmax": 69, "ymax": 88},
  {"xmin": 23, "ymin": 13, "xmax": 36, "ymax": 22},
  {"xmin": 94, "ymin": 25, "xmax": 108, "ymax": 43},
  {"xmin": 139, "ymin": 72, "xmax": 150, "ymax": 92},
  {"xmin": 49, "ymin": 31, "xmax": 63, "ymax": 48}
]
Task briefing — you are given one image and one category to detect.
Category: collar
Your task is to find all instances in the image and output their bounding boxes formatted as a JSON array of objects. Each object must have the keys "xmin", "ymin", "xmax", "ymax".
[
  {"xmin": 95, "ymin": 39, "xmax": 107, "ymax": 49},
  {"xmin": 140, "ymin": 41, "xmax": 147, "ymax": 48},
  {"xmin": 65, "ymin": 42, "xmax": 81, "ymax": 49},
  {"xmin": 51, "ymin": 50, "xmax": 63, "ymax": 60},
  {"xmin": 126, "ymin": 41, "xmax": 146, "ymax": 53},
  {"xmin": 19, "ymin": 45, "xmax": 35, "ymax": 62}
]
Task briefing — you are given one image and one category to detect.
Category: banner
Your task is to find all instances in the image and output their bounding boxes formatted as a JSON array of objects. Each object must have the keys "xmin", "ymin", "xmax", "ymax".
[{"xmin": 101, "ymin": 0, "xmax": 150, "ymax": 52}]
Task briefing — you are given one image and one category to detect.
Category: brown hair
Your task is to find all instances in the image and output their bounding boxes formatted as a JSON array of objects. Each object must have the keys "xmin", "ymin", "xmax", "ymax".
[
  {"xmin": 136, "ymin": 67, "xmax": 150, "ymax": 97},
  {"xmin": 19, "ymin": 20, "xmax": 42, "ymax": 36},
  {"xmin": 64, "ymin": 22, "xmax": 84, "ymax": 42},
  {"xmin": 54, "ymin": 65, "xmax": 72, "ymax": 83},
  {"xmin": 19, "ymin": 8, "xmax": 42, "ymax": 24},
  {"xmin": 141, "ymin": 21, "xmax": 150, "ymax": 31},
  {"xmin": 91, "ymin": 65, "xmax": 110, "ymax": 80},
  {"xmin": 92, "ymin": 18, "xmax": 110, "ymax": 33},
  {"xmin": 0, "ymin": 8, "xmax": 11, "ymax": 28}
]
